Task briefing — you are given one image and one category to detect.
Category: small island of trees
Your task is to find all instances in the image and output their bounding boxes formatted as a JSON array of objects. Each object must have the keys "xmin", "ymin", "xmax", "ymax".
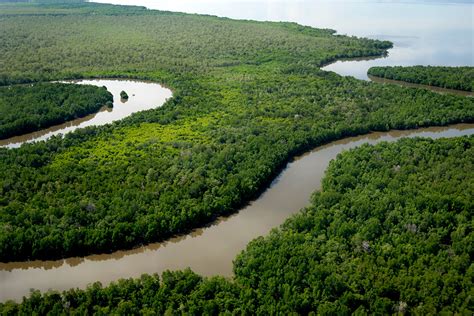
[{"xmin": 120, "ymin": 90, "xmax": 129, "ymax": 100}]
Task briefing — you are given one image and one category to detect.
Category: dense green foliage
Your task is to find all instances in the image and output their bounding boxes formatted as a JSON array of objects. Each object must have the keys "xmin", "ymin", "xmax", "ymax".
[
  {"xmin": 1, "ymin": 136, "xmax": 472, "ymax": 314},
  {"xmin": 120, "ymin": 90, "xmax": 128, "ymax": 100},
  {"xmin": 234, "ymin": 136, "xmax": 474, "ymax": 314},
  {"xmin": 0, "ymin": 270, "xmax": 244, "ymax": 315},
  {"xmin": 0, "ymin": 83, "xmax": 112, "ymax": 139},
  {"xmin": 368, "ymin": 66, "xmax": 474, "ymax": 91},
  {"xmin": 0, "ymin": 3, "xmax": 473, "ymax": 262}
]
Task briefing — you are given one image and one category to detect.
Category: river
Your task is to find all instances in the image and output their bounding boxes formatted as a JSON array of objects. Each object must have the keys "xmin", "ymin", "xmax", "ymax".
[
  {"xmin": 0, "ymin": 80, "xmax": 172, "ymax": 148},
  {"xmin": 1, "ymin": 0, "xmax": 473, "ymax": 303},
  {"xmin": 1, "ymin": 123, "xmax": 473, "ymax": 302},
  {"xmin": 91, "ymin": 0, "xmax": 473, "ymax": 80}
]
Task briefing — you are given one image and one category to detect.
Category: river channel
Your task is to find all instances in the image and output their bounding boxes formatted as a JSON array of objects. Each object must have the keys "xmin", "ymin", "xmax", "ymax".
[
  {"xmin": 1, "ymin": 123, "xmax": 473, "ymax": 302},
  {"xmin": 0, "ymin": 79, "xmax": 172, "ymax": 148},
  {"xmin": 1, "ymin": 0, "xmax": 473, "ymax": 303}
]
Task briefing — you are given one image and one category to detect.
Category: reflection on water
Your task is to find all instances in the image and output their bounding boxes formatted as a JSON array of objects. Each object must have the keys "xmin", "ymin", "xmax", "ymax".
[
  {"xmin": 0, "ymin": 79, "xmax": 172, "ymax": 148},
  {"xmin": 1, "ymin": 123, "xmax": 473, "ymax": 302},
  {"xmin": 93, "ymin": 0, "xmax": 473, "ymax": 80}
]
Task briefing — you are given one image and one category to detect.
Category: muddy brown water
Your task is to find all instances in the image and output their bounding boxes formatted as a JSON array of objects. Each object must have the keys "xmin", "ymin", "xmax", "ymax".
[
  {"xmin": 1, "ymin": 123, "xmax": 473, "ymax": 302},
  {"xmin": 2, "ymin": 0, "xmax": 473, "ymax": 303}
]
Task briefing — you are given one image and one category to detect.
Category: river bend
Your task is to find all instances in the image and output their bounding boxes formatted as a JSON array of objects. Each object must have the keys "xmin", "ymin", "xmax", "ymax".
[
  {"xmin": 0, "ymin": 79, "xmax": 172, "ymax": 148},
  {"xmin": 1, "ymin": 123, "xmax": 473, "ymax": 302}
]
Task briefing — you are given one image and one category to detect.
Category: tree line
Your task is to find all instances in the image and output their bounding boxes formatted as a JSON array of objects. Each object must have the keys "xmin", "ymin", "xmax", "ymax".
[
  {"xmin": 1, "ymin": 136, "xmax": 472, "ymax": 314},
  {"xmin": 0, "ymin": 83, "xmax": 112, "ymax": 139},
  {"xmin": 368, "ymin": 66, "xmax": 474, "ymax": 92},
  {"xmin": 0, "ymin": 2, "xmax": 472, "ymax": 263}
]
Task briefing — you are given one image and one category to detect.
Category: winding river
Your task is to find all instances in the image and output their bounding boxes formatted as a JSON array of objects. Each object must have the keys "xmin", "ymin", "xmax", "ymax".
[
  {"xmin": 0, "ymin": 79, "xmax": 172, "ymax": 148},
  {"xmin": 1, "ymin": 123, "xmax": 473, "ymax": 302},
  {"xmin": 1, "ymin": 0, "xmax": 473, "ymax": 304}
]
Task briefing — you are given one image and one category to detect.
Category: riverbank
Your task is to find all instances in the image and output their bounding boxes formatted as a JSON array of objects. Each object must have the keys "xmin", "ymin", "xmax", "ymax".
[
  {"xmin": 0, "ymin": 0, "xmax": 473, "ymax": 275},
  {"xmin": 368, "ymin": 75, "xmax": 473, "ymax": 97},
  {"xmin": 0, "ymin": 79, "xmax": 172, "ymax": 148},
  {"xmin": 0, "ymin": 83, "xmax": 113, "ymax": 141},
  {"xmin": 368, "ymin": 66, "xmax": 474, "ymax": 92},
  {"xmin": 2, "ymin": 132, "xmax": 472, "ymax": 314},
  {"xmin": 1, "ymin": 3, "xmax": 473, "ymax": 313},
  {"xmin": 1, "ymin": 123, "xmax": 473, "ymax": 302}
]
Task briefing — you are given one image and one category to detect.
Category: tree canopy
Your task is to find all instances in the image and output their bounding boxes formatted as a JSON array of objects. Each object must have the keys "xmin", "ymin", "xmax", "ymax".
[
  {"xmin": 0, "ymin": 2, "xmax": 472, "ymax": 262},
  {"xmin": 1, "ymin": 136, "xmax": 472, "ymax": 314},
  {"xmin": 0, "ymin": 83, "xmax": 112, "ymax": 139},
  {"xmin": 120, "ymin": 90, "xmax": 129, "ymax": 100},
  {"xmin": 0, "ymin": 3, "xmax": 472, "ymax": 313},
  {"xmin": 368, "ymin": 66, "xmax": 474, "ymax": 92}
]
